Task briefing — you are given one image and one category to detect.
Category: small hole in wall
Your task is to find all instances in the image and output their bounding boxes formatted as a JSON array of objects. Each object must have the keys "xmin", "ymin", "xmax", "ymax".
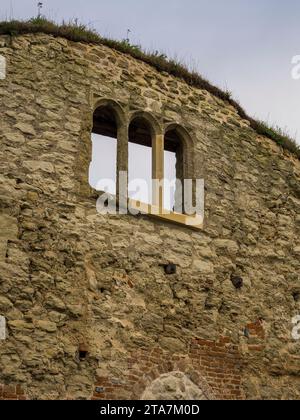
[
  {"xmin": 231, "ymin": 275, "xmax": 243, "ymax": 289},
  {"xmin": 95, "ymin": 386, "xmax": 105, "ymax": 394},
  {"xmin": 164, "ymin": 264, "xmax": 177, "ymax": 275},
  {"xmin": 78, "ymin": 344, "xmax": 89, "ymax": 361},
  {"xmin": 244, "ymin": 328, "xmax": 250, "ymax": 338},
  {"xmin": 293, "ymin": 292, "xmax": 300, "ymax": 302}
]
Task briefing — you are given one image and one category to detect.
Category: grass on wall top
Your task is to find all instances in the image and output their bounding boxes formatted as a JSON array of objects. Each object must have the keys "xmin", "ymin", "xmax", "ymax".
[{"xmin": 0, "ymin": 17, "xmax": 299, "ymax": 160}]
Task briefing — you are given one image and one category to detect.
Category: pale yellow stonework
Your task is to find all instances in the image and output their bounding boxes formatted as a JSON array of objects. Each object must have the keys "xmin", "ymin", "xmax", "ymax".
[{"xmin": 0, "ymin": 33, "xmax": 299, "ymax": 400}]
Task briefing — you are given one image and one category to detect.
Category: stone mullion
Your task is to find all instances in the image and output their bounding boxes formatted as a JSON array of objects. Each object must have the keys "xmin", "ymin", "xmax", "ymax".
[
  {"xmin": 152, "ymin": 133, "xmax": 165, "ymax": 210},
  {"xmin": 117, "ymin": 122, "xmax": 129, "ymax": 211}
]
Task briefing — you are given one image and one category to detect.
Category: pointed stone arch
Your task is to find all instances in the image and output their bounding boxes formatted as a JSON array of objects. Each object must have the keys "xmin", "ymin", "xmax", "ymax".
[
  {"xmin": 129, "ymin": 111, "xmax": 163, "ymax": 139},
  {"xmin": 164, "ymin": 123, "xmax": 195, "ymax": 148},
  {"xmin": 93, "ymin": 98, "xmax": 127, "ymax": 129},
  {"xmin": 164, "ymin": 123, "xmax": 196, "ymax": 180},
  {"xmin": 90, "ymin": 98, "xmax": 129, "ymax": 196}
]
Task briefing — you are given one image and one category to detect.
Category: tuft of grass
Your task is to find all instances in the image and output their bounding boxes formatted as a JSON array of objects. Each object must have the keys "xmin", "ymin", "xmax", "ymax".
[
  {"xmin": 251, "ymin": 120, "xmax": 300, "ymax": 157},
  {"xmin": 0, "ymin": 17, "xmax": 102, "ymax": 42},
  {"xmin": 0, "ymin": 18, "xmax": 299, "ymax": 160}
]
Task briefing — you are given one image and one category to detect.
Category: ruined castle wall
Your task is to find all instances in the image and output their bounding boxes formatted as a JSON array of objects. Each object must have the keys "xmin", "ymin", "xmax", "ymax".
[{"xmin": 0, "ymin": 33, "xmax": 299, "ymax": 400}]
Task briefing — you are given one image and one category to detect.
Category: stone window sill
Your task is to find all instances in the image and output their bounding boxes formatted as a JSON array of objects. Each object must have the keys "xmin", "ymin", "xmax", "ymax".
[
  {"xmin": 128, "ymin": 199, "xmax": 203, "ymax": 230},
  {"xmin": 92, "ymin": 190, "xmax": 203, "ymax": 230}
]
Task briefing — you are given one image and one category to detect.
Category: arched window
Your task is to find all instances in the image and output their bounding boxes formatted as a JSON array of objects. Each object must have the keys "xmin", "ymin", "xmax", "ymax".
[
  {"xmin": 164, "ymin": 126, "xmax": 188, "ymax": 213},
  {"xmin": 89, "ymin": 105, "xmax": 119, "ymax": 195},
  {"xmin": 88, "ymin": 101, "xmax": 202, "ymax": 229},
  {"xmin": 128, "ymin": 116, "xmax": 154, "ymax": 204}
]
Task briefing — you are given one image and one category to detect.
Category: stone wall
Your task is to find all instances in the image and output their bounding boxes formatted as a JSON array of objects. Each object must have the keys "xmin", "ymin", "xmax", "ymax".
[{"xmin": 0, "ymin": 33, "xmax": 299, "ymax": 400}]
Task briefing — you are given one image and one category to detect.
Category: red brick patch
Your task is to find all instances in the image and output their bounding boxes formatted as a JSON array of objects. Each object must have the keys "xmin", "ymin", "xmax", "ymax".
[
  {"xmin": 92, "ymin": 336, "xmax": 246, "ymax": 400},
  {"xmin": 0, "ymin": 384, "xmax": 27, "ymax": 400}
]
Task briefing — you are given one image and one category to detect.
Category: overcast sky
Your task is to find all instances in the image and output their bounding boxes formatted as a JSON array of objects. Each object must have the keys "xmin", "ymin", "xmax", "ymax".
[{"xmin": 2, "ymin": 0, "xmax": 300, "ymax": 145}]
